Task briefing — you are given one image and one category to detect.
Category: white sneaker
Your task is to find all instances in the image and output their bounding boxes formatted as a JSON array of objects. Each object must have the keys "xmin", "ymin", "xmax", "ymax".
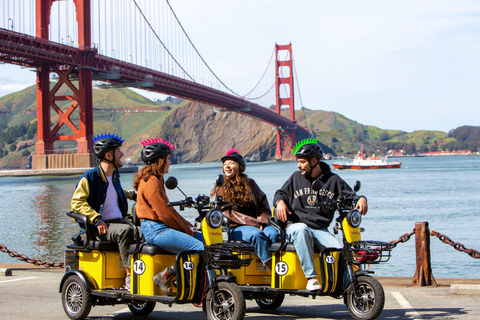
[
  {"xmin": 306, "ymin": 278, "xmax": 321, "ymax": 291},
  {"xmin": 124, "ymin": 274, "xmax": 131, "ymax": 291}
]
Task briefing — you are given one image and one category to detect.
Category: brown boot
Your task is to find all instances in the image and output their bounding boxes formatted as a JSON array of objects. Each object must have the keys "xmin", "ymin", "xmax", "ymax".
[
  {"xmin": 264, "ymin": 260, "xmax": 272, "ymax": 271},
  {"xmin": 153, "ymin": 267, "xmax": 175, "ymax": 295}
]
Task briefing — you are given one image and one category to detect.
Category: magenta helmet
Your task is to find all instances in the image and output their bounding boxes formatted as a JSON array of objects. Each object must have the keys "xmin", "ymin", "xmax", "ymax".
[{"xmin": 221, "ymin": 148, "xmax": 246, "ymax": 172}]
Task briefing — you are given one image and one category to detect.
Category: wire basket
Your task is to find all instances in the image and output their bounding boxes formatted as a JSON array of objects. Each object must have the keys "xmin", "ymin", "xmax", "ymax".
[
  {"xmin": 206, "ymin": 242, "xmax": 254, "ymax": 269},
  {"xmin": 350, "ymin": 240, "xmax": 392, "ymax": 265}
]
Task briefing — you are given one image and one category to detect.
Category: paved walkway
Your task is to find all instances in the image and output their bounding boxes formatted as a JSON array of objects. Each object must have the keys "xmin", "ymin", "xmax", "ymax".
[{"xmin": 1, "ymin": 263, "xmax": 479, "ymax": 320}]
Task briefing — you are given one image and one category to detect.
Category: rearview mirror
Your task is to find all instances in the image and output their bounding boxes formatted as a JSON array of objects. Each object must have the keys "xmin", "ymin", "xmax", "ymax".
[
  {"xmin": 312, "ymin": 179, "xmax": 323, "ymax": 191},
  {"xmin": 353, "ymin": 181, "xmax": 361, "ymax": 192},
  {"xmin": 165, "ymin": 176, "xmax": 178, "ymax": 190},
  {"xmin": 216, "ymin": 174, "xmax": 225, "ymax": 187}
]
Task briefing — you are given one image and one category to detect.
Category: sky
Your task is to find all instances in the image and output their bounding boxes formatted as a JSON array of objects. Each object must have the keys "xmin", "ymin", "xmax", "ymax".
[{"xmin": 1, "ymin": 0, "xmax": 479, "ymax": 133}]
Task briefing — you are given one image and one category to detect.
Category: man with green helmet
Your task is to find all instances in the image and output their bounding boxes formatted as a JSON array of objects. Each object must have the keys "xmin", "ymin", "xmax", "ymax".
[{"xmin": 273, "ymin": 138, "xmax": 368, "ymax": 291}]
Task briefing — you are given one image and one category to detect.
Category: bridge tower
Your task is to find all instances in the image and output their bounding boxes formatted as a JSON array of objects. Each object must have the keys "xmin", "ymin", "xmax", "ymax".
[
  {"xmin": 275, "ymin": 43, "xmax": 296, "ymax": 160},
  {"xmin": 32, "ymin": 0, "xmax": 95, "ymax": 170}
]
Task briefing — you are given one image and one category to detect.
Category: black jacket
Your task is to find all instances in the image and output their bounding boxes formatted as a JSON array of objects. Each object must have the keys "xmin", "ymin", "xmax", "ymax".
[{"xmin": 273, "ymin": 162, "xmax": 354, "ymax": 230}]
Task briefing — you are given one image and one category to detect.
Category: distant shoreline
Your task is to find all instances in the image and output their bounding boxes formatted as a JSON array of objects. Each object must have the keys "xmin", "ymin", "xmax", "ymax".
[{"xmin": 0, "ymin": 166, "xmax": 138, "ymax": 178}]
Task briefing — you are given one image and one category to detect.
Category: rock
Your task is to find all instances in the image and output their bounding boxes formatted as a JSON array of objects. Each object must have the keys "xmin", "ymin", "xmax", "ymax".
[{"xmin": 16, "ymin": 140, "xmax": 34, "ymax": 151}]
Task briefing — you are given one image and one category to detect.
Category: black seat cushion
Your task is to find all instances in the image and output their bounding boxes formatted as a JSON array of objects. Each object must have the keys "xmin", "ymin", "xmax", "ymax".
[
  {"xmin": 270, "ymin": 242, "xmax": 324, "ymax": 253},
  {"xmin": 129, "ymin": 243, "xmax": 172, "ymax": 255},
  {"xmin": 88, "ymin": 240, "xmax": 119, "ymax": 251}
]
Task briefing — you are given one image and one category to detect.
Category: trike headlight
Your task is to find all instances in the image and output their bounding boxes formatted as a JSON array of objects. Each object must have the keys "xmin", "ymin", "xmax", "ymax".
[
  {"xmin": 347, "ymin": 209, "xmax": 362, "ymax": 228},
  {"xmin": 206, "ymin": 209, "xmax": 223, "ymax": 228}
]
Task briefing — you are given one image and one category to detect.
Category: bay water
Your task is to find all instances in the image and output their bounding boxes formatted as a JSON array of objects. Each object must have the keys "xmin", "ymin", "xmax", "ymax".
[{"xmin": 0, "ymin": 156, "xmax": 478, "ymax": 279}]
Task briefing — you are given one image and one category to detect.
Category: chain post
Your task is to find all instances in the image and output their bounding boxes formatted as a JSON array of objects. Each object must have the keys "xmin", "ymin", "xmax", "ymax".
[{"xmin": 411, "ymin": 222, "xmax": 437, "ymax": 287}]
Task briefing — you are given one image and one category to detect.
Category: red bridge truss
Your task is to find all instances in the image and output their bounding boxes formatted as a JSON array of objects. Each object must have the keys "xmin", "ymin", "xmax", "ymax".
[{"xmin": 0, "ymin": 0, "xmax": 308, "ymax": 168}]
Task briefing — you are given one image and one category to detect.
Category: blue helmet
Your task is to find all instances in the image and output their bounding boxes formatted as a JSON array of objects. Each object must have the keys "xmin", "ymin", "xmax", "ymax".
[{"xmin": 93, "ymin": 133, "xmax": 124, "ymax": 159}]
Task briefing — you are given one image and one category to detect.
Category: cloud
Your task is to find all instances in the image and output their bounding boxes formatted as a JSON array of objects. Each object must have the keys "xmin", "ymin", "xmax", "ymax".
[{"xmin": 0, "ymin": 79, "xmax": 32, "ymax": 98}]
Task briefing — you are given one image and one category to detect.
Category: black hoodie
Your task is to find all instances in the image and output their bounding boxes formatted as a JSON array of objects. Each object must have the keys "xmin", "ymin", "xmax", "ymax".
[{"xmin": 273, "ymin": 161, "xmax": 354, "ymax": 230}]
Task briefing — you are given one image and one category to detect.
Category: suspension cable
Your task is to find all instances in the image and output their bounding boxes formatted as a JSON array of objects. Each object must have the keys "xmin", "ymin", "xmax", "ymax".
[
  {"xmin": 165, "ymin": 0, "xmax": 240, "ymax": 95},
  {"xmin": 242, "ymin": 47, "xmax": 275, "ymax": 98},
  {"xmin": 293, "ymin": 56, "xmax": 309, "ymax": 130},
  {"xmin": 132, "ymin": 0, "xmax": 194, "ymax": 81},
  {"xmin": 245, "ymin": 82, "xmax": 276, "ymax": 101}
]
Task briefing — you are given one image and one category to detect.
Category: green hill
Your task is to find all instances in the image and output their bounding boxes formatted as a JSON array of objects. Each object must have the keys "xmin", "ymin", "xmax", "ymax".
[{"xmin": 0, "ymin": 85, "xmax": 476, "ymax": 169}]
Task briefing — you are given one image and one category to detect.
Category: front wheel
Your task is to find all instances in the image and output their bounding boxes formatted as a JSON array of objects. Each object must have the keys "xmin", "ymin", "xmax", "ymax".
[
  {"xmin": 345, "ymin": 276, "xmax": 385, "ymax": 320},
  {"xmin": 61, "ymin": 275, "xmax": 93, "ymax": 320},
  {"xmin": 205, "ymin": 282, "xmax": 246, "ymax": 320},
  {"xmin": 255, "ymin": 293, "xmax": 285, "ymax": 310},
  {"xmin": 128, "ymin": 301, "xmax": 156, "ymax": 316}
]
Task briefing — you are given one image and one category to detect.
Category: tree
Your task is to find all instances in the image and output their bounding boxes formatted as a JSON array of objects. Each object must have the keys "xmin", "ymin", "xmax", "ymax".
[
  {"xmin": 379, "ymin": 132, "xmax": 390, "ymax": 141},
  {"xmin": 26, "ymin": 124, "xmax": 36, "ymax": 140},
  {"xmin": 404, "ymin": 142, "xmax": 417, "ymax": 155},
  {"xmin": 418, "ymin": 145, "xmax": 429, "ymax": 153}
]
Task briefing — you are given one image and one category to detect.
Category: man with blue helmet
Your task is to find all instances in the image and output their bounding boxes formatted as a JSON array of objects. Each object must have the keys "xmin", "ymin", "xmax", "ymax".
[{"xmin": 71, "ymin": 133, "xmax": 136, "ymax": 291}]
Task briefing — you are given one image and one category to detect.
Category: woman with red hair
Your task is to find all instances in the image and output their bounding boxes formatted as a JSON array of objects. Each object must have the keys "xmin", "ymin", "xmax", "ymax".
[{"xmin": 133, "ymin": 138, "xmax": 203, "ymax": 295}]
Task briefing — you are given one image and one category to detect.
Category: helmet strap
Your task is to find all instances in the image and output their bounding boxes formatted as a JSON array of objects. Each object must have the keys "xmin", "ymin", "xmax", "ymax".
[
  {"xmin": 309, "ymin": 157, "xmax": 319, "ymax": 169},
  {"xmin": 306, "ymin": 158, "xmax": 319, "ymax": 179},
  {"xmin": 102, "ymin": 150, "xmax": 117, "ymax": 169}
]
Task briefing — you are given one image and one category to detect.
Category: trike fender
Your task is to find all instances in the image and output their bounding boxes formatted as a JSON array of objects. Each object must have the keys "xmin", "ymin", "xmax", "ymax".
[
  {"xmin": 343, "ymin": 270, "xmax": 374, "ymax": 292},
  {"xmin": 215, "ymin": 274, "xmax": 237, "ymax": 283},
  {"xmin": 59, "ymin": 269, "xmax": 96, "ymax": 293}
]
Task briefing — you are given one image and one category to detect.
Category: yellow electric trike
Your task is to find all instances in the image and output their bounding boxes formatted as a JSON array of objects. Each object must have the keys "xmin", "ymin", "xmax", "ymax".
[
  {"xmin": 228, "ymin": 180, "xmax": 393, "ymax": 320},
  {"xmin": 60, "ymin": 175, "xmax": 251, "ymax": 320}
]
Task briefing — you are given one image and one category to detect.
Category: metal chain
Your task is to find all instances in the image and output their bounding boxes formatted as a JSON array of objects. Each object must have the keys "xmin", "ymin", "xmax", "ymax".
[
  {"xmin": 0, "ymin": 244, "xmax": 64, "ymax": 268},
  {"xmin": 430, "ymin": 230, "xmax": 480, "ymax": 259},
  {"xmin": 388, "ymin": 228, "xmax": 480, "ymax": 259},
  {"xmin": 388, "ymin": 228, "xmax": 415, "ymax": 249},
  {"xmin": 3, "ymin": 227, "xmax": 478, "ymax": 267}
]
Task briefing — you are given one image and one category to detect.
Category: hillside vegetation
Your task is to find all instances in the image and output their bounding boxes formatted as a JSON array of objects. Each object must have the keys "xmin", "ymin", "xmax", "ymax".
[{"xmin": 0, "ymin": 85, "xmax": 477, "ymax": 168}]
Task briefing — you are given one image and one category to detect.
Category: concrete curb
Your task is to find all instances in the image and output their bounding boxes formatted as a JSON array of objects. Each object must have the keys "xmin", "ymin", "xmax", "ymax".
[{"xmin": 450, "ymin": 284, "xmax": 480, "ymax": 295}]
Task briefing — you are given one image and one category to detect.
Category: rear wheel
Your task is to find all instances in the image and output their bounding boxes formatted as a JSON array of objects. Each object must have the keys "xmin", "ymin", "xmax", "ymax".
[
  {"xmin": 205, "ymin": 282, "xmax": 245, "ymax": 320},
  {"xmin": 61, "ymin": 275, "xmax": 93, "ymax": 320},
  {"xmin": 345, "ymin": 276, "xmax": 385, "ymax": 320},
  {"xmin": 128, "ymin": 301, "xmax": 156, "ymax": 316},
  {"xmin": 255, "ymin": 293, "xmax": 285, "ymax": 310}
]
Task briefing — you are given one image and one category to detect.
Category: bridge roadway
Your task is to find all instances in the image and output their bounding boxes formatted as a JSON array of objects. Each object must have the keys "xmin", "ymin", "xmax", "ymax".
[
  {"xmin": 0, "ymin": 28, "xmax": 308, "ymax": 135},
  {"xmin": 1, "ymin": 263, "xmax": 479, "ymax": 320}
]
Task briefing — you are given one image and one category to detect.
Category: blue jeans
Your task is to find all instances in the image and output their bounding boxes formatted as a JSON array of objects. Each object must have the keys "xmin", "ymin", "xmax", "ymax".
[
  {"xmin": 230, "ymin": 225, "xmax": 280, "ymax": 263},
  {"xmin": 286, "ymin": 222, "xmax": 342, "ymax": 278},
  {"xmin": 141, "ymin": 219, "xmax": 204, "ymax": 254}
]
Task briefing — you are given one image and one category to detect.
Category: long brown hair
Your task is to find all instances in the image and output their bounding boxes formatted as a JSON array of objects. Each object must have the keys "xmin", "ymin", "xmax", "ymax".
[
  {"xmin": 212, "ymin": 172, "xmax": 253, "ymax": 206},
  {"xmin": 133, "ymin": 157, "xmax": 167, "ymax": 190}
]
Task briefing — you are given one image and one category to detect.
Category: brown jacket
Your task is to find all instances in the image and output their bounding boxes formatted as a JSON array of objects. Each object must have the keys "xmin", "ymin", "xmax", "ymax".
[
  {"xmin": 219, "ymin": 178, "xmax": 270, "ymax": 229},
  {"xmin": 136, "ymin": 175, "xmax": 192, "ymax": 235}
]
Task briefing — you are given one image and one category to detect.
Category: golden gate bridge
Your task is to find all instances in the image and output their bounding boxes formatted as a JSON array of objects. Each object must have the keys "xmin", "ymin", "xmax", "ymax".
[{"xmin": 0, "ymin": 0, "xmax": 310, "ymax": 169}]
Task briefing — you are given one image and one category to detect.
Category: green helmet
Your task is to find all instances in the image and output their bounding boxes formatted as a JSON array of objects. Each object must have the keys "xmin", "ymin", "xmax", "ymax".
[{"xmin": 292, "ymin": 138, "xmax": 323, "ymax": 160}]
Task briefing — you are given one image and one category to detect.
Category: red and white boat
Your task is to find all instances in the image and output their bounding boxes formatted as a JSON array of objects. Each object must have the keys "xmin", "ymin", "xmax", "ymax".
[{"xmin": 332, "ymin": 146, "xmax": 402, "ymax": 170}]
